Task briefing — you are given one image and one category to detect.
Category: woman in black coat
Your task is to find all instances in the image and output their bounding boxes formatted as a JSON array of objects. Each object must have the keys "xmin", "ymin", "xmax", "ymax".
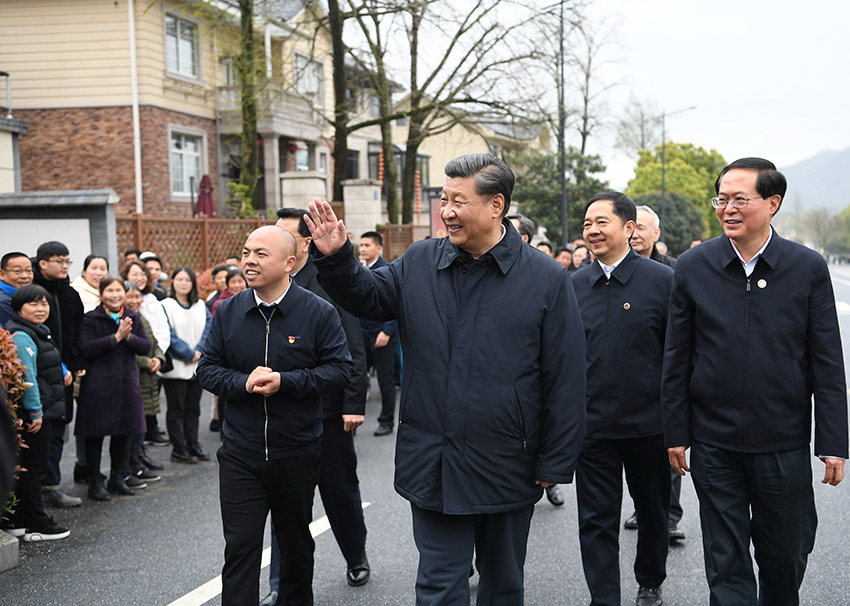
[{"xmin": 76, "ymin": 276, "xmax": 150, "ymax": 501}]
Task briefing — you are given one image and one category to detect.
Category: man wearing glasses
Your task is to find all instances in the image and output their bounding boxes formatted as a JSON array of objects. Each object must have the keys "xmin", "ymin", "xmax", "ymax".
[
  {"xmin": 663, "ymin": 158, "xmax": 848, "ymax": 605},
  {"xmin": 32, "ymin": 241, "xmax": 86, "ymax": 509},
  {"xmin": 0, "ymin": 252, "xmax": 34, "ymax": 327}
]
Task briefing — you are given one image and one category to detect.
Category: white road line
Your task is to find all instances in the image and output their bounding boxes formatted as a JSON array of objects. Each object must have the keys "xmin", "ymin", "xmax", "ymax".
[
  {"xmin": 167, "ymin": 502, "xmax": 371, "ymax": 606},
  {"xmin": 836, "ymin": 301, "xmax": 850, "ymax": 314}
]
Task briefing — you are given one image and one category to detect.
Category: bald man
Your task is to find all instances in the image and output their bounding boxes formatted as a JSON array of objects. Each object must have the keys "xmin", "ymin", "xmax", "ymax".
[{"xmin": 197, "ymin": 226, "xmax": 353, "ymax": 606}]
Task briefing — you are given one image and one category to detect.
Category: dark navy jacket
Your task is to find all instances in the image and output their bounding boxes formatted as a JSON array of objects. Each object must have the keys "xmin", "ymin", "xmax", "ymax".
[
  {"xmin": 293, "ymin": 259, "xmax": 368, "ymax": 419},
  {"xmin": 358, "ymin": 256, "xmax": 397, "ymax": 339},
  {"xmin": 572, "ymin": 250, "xmax": 673, "ymax": 439},
  {"xmin": 662, "ymin": 232, "xmax": 849, "ymax": 457},
  {"xmin": 312, "ymin": 220, "xmax": 586, "ymax": 515},
  {"xmin": 196, "ymin": 282, "xmax": 352, "ymax": 461}
]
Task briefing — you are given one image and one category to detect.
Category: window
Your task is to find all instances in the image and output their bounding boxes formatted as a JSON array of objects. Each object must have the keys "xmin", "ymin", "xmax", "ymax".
[
  {"xmin": 369, "ymin": 95, "xmax": 381, "ymax": 119},
  {"xmin": 396, "ymin": 116, "xmax": 407, "ymax": 126},
  {"xmin": 296, "ymin": 149, "xmax": 310, "ymax": 172},
  {"xmin": 319, "ymin": 152, "xmax": 328, "ymax": 174},
  {"xmin": 170, "ymin": 129, "xmax": 205, "ymax": 197},
  {"xmin": 347, "ymin": 150, "xmax": 360, "ymax": 180},
  {"xmin": 294, "ymin": 54, "xmax": 324, "ymax": 112},
  {"xmin": 165, "ymin": 14, "xmax": 199, "ymax": 79},
  {"xmin": 220, "ymin": 56, "xmax": 236, "ymax": 86}
]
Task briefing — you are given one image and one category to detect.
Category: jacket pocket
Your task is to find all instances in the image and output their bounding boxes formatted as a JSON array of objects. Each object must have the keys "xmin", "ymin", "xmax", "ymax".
[
  {"xmin": 512, "ymin": 387, "xmax": 527, "ymax": 451},
  {"xmin": 398, "ymin": 369, "xmax": 417, "ymax": 429}
]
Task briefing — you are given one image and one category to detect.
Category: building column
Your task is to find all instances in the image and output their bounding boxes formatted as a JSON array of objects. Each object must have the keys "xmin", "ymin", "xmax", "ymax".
[{"xmin": 262, "ymin": 133, "xmax": 281, "ymax": 210}]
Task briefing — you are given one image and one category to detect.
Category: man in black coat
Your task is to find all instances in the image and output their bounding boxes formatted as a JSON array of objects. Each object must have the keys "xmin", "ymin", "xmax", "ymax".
[
  {"xmin": 572, "ymin": 192, "xmax": 673, "ymax": 606},
  {"xmin": 663, "ymin": 158, "xmax": 848, "ymax": 605},
  {"xmin": 358, "ymin": 230, "xmax": 399, "ymax": 436},
  {"xmin": 32, "ymin": 241, "xmax": 84, "ymax": 508},
  {"xmin": 253, "ymin": 208, "xmax": 369, "ymax": 605},
  {"xmin": 306, "ymin": 153, "xmax": 586, "ymax": 606},
  {"xmin": 196, "ymin": 226, "xmax": 352, "ymax": 606}
]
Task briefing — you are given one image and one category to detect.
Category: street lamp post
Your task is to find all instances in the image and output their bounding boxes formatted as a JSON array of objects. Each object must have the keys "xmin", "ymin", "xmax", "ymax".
[
  {"xmin": 658, "ymin": 105, "xmax": 696, "ymax": 233},
  {"xmin": 558, "ymin": 0, "xmax": 568, "ymax": 248}
]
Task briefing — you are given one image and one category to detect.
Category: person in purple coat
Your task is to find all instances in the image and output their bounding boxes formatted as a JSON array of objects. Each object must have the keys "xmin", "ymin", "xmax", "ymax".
[{"xmin": 76, "ymin": 276, "xmax": 151, "ymax": 501}]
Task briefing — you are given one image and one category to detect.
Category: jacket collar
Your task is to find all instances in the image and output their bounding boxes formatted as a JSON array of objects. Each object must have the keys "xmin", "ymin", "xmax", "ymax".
[
  {"xmin": 436, "ymin": 218, "xmax": 521, "ymax": 275},
  {"xmin": 587, "ymin": 248, "xmax": 642, "ymax": 286},
  {"xmin": 293, "ymin": 259, "xmax": 318, "ymax": 287},
  {"xmin": 235, "ymin": 280, "xmax": 306, "ymax": 319},
  {"xmin": 7, "ymin": 314, "xmax": 52, "ymax": 339},
  {"xmin": 717, "ymin": 229, "xmax": 783, "ymax": 271}
]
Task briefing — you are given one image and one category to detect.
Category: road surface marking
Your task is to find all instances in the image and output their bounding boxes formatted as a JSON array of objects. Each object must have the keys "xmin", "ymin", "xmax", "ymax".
[{"xmin": 167, "ymin": 502, "xmax": 371, "ymax": 606}]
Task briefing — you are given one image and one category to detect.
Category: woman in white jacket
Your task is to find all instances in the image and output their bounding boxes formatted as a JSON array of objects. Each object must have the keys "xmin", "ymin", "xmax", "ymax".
[
  {"xmin": 70, "ymin": 255, "xmax": 109, "ymax": 313},
  {"xmin": 122, "ymin": 260, "xmax": 171, "ymax": 445},
  {"xmin": 159, "ymin": 266, "xmax": 210, "ymax": 464}
]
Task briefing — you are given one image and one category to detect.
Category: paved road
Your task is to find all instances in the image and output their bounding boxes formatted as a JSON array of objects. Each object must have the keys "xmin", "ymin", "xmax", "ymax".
[{"xmin": 3, "ymin": 266, "xmax": 850, "ymax": 605}]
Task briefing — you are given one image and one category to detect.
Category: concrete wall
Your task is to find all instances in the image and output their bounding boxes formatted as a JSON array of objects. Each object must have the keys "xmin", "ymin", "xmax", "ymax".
[{"xmin": 342, "ymin": 179, "xmax": 383, "ymax": 241}]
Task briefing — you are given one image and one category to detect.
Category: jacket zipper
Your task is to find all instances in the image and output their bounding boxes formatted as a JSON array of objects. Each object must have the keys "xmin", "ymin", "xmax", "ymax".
[
  {"xmin": 262, "ymin": 308, "xmax": 275, "ymax": 461},
  {"xmin": 744, "ymin": 277, "xmax": 750, "ymax": 447}
]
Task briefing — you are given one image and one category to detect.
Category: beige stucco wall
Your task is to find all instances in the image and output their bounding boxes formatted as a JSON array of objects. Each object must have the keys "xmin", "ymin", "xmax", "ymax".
[{"xmin": 0, "ymin": 131, "xmax": 15, "ymax": 193}]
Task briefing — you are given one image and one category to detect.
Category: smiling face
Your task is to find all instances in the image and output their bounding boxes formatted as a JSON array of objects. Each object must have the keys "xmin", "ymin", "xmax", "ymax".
[
  {"xmin": 716, "ymin": 168, "xmax": 779, "ymax": 252},
  {"xmin": 100, "ymin": 280, "xmax": 126, "ymax": 312},
  {"xmin": 213, "ymin": 269, "xmax": 229, "ymax": 292},
  {"xmin": 126, "ymin": 264, "xmax": 149, "ymax": 291},
  {"xmin": 583, "ymin": 200, "xmax": 635, "ymax": 266},
  {"xmin": 0, "ymin": 255, "xmax": 33, "ymax": 288},
  {"xmin": 227, "ymin": 274, "xmax": 247, "ymax": 294},
  {"xmin": 18, "ymin": 297, "xmax": 50, "ymax": 325},
  {"xmin": 40, "ymin": 255, "xmax": 71, "ymax": 280},
  {"xmin": 440, "ymin": 176, "xmax": 504, "ymax": 258},
  {"xmin": 124, "ymin": 288, "xmax": 143, "ymax": 312},
  {"xmin": 84, "ymin": 257, "xmax": 109, "ymax": 289},
  {"xmin": 241, "ymin": 226, "xmax": 296, "ymax": 298},
  {"xmin": 171, "ymin": 270, "xmax": 194, "ymax": 301}
]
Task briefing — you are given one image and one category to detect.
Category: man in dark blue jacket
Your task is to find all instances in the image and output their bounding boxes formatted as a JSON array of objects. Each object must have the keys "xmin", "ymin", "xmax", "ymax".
[
  {"xmin": 572, "ymin": 192, "xmax": 673, "ymax": 606},
  {"xmin": 663, "ymin": 158, "xmax": 848, "ymax": 606},
  {"xmin": 358, "ymin": 230, "xmax": 399, "ymax": 436},
  {"xmin": 306, "ymin": 153, "xmax": 586, "ymax": 606},
  {"xmin": 196, "ymin": 226, "xmax": 352, "ymax": 606}
]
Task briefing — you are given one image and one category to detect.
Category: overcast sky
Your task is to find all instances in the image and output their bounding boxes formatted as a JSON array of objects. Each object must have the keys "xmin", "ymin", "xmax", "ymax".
[{"xmin": 581, "ymin": 0, "xmax": 850, "ymax": 190}]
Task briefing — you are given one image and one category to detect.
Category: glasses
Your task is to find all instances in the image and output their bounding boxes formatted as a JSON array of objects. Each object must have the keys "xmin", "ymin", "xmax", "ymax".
[
  {"xmin": 4, "ymin": 268, "xmax": 34, "ymax": 275},
  {"xmin": 711, "ymin": 196, "xmax": 763, "ymax": 209},
  {"xmin": 47, "ymin": 258, "xmax": 73, "ymax": 266}
]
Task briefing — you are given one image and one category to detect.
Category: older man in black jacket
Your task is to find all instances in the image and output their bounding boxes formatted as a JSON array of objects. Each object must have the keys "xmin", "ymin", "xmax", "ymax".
[
  {"xmin": 572, "ymin": 192, "xmax": 673, "ymax": 606},
  {"xmin": 196, "ymin": 226, "xmax": 352, "ymax": 606},
  {"xmin": 306, "ymin": 153, "xmax": 586, "ymax": 606},
  {"xmin": 663, "ymin": 158, "xmax": 848, "ymax": 606}
]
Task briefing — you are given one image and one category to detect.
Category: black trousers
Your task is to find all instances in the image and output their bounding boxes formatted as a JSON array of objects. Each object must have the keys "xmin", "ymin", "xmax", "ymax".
[
  {"xmin": 162, "ymin": 378, "xmax": 202, "ymax": 454},
  {"xmin": 14, "ymin": 415, "xmax": 52, "ymax": 529},
  {"xmin": 691, "ymin": 441, "xmax": 817, "ymax": 606},
  {"xmin": 85, "ymin": 435, "xmax": 129, "ymax": 479},
  {"xmin": 576, "ymin": 434, "xmax": 671, "ymax": 606},
  {"xmin": 218, "ymin": 445, "xmax": 320, "ymax": 606},
  {"xmin": 410, "ymin": 503, "xmax": 535, "ymax": 606},
  {"xmin": 269, "ymin": 416, "xmax": 367, "ymax": 591},
  {"xmin": 364, "ymin": 332, "xmax": 397, "ymax": 427}
]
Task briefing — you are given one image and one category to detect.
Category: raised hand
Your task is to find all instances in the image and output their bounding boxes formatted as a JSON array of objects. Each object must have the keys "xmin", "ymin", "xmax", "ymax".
[
  {"xmin": 116, "ymin": 316, "xmax": 133, "ymax": 341},
  {"xmin": 305, "ymin": 199, "xmax": 348, "ymax": 256}
]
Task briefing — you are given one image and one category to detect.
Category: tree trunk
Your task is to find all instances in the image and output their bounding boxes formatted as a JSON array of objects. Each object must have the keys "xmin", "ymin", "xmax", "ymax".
[
  {"xmin": 239, "ymin": 0, "xmax": 258, "ymax": 211},
  {"xmin": 328, "ymin": 0, "xmax": 349, "ymax": 203}
]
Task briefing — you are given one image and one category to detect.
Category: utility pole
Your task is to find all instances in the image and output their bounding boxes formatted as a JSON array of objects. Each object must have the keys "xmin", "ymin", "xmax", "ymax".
[{"xmin": 658, "ymin": 105, "xmax": 696, "ymax": 233}]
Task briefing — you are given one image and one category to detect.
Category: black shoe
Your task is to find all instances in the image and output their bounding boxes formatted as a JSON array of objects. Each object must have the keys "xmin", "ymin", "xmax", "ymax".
[
  {"xmin": 145, "ymin": 431, "xmax": 170, "ymax": 446},
  {"xmin": 668, "ymin": 519, "xmax": 685, "ymax": 542},
  {"xmin": 189, "ymin": 444, "xmax": 211, "ymax": 461},
  {"xmin": 22, "ymin": 517, "xmax": 70, "ymax": 543},
  {"xmin": 545, "ymin": 484, "xmax": 565, "ymax": 506},
  {"xmin": 139, "ymin": 446, "xmax": 165, "ymax": 470},
  {"xmin": 636, "ymin": 586, "xmax": 663, "ymax": 606},
  {"xmin": 374, "ymin": 424, "xmax": 393, "ymax": 437},
  {"xmin": 258, "ymin": 590, "xmax": 280, "ymax": 606},
  {"xmin": 171, "ymin": 450, "xmax": 199, "ymax": 464},
  {"xmin": 124, "ymin": 475, "xmax": 147, "ymax": 489},
  {"xmin": 346, "ymin": 556, "xmax": 370, "ymax": 587},
  {"xmin": 73, "ymin": 464, "xmax": 90, "ymax": 484},
  {"xmin": 107, "ymin": 476, "xmax": 136, "ymax": 496},
  {"xmin": 624, "ymin": 512, "xmax": 638, "ymax": 530},
  {"xmin": 136, "ymin": 468, "xmax": 161, "ymax": 482},
  {"xmin": 88, "ymin": 480, "xmax": 111, "ymax": 502},
  {"xmin": 209, "ymin": 419, "xmax": 221, "ymax": 432}
]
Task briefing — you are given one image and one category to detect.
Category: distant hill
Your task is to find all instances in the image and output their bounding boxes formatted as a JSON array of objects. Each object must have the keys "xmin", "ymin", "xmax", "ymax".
[{"xmin": 781, "ymin": 147, "xmax": 850, "ymax": 214}]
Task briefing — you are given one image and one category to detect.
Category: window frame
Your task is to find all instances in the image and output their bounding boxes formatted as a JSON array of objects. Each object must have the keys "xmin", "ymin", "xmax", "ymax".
[
  {"xmin": 168, "ymin": 125, "xmax": 208, "ymax": 202},
  {"xmin": 164, "ymin": 11, "xmax": 202, "ymax": 84}
]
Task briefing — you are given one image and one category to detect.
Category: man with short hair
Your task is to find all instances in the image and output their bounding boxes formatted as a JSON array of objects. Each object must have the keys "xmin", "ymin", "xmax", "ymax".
[
  {"xmin": 123, "ymin": 249, "xmax": 142, "ymax": 267},
  {"xmin": 554, "ymin": 247, "xmax": 573, "ymax": 269},
  {"xmin": 196, "ymin": 226, "xmax": 352, "ymax": 606},
  {"xmin": 663, "ymin": 158, "xmax": 848, "ymax": 605},
  {"xmin": 631, "ymin": 205, "xmax": 676, "ymax": 268},
  {"xmin": 32, "ymin": 241, "xmax": 85, "ymax": 508},
  {"xmin": 140, "ymin": 252, "xmax": 167, "ymax": 300},
  {"xmin": 0, "ymin": 252, "xmax": 34, "ymax": 327},
  {"xmin": 306, "ymin": 152, "xmax": 586, "ymax": 605},
  {"xmin": 536, "ymin": 241, "xmax": 553, "ymax": 256},
  {"xmin": 206, "ymin": 265, "xmax": 231, "ymax": 310},
  {"xmin": 508, "ymin": 213, "xmax": 535, "ymax": 243},
  {"xmin": 358, "ymin": 230, "xmax": 399, "ymax": 437},
  {"xmin": 572, "ymin": 192, "xmax": 673, "ymax": 606},
  {"xmin": 572, "ymin": 244, "xmax": 590, "ymax": 269}
]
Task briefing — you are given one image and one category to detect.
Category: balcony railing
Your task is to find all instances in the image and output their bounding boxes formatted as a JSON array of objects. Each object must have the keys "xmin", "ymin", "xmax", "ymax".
[{"xmin": 217, "ymin": 85, "xmax": 318, "ymax": 125}]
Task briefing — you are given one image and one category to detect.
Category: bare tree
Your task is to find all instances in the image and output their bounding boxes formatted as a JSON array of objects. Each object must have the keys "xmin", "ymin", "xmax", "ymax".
[{"xmin": 614, "ymin": 96, "xmax": 662, "ymax": 157}]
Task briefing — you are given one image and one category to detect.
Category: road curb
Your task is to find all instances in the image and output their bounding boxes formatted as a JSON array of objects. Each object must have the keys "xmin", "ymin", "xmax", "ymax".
[{"xmin": 0, "ymin": 530, "xmax": 19, "ymax": 572}]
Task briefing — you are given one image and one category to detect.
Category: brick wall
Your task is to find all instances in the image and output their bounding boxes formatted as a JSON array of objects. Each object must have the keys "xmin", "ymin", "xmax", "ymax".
[{"xmin": 16, "ymin": 106, "xmax": 217, "ymax": 217}]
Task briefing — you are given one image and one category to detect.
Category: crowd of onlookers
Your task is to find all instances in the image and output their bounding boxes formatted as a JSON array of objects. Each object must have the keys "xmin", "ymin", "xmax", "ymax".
[{"xmin": 0, "ymin": 242, "xmax": 244, "ymax": 543}]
